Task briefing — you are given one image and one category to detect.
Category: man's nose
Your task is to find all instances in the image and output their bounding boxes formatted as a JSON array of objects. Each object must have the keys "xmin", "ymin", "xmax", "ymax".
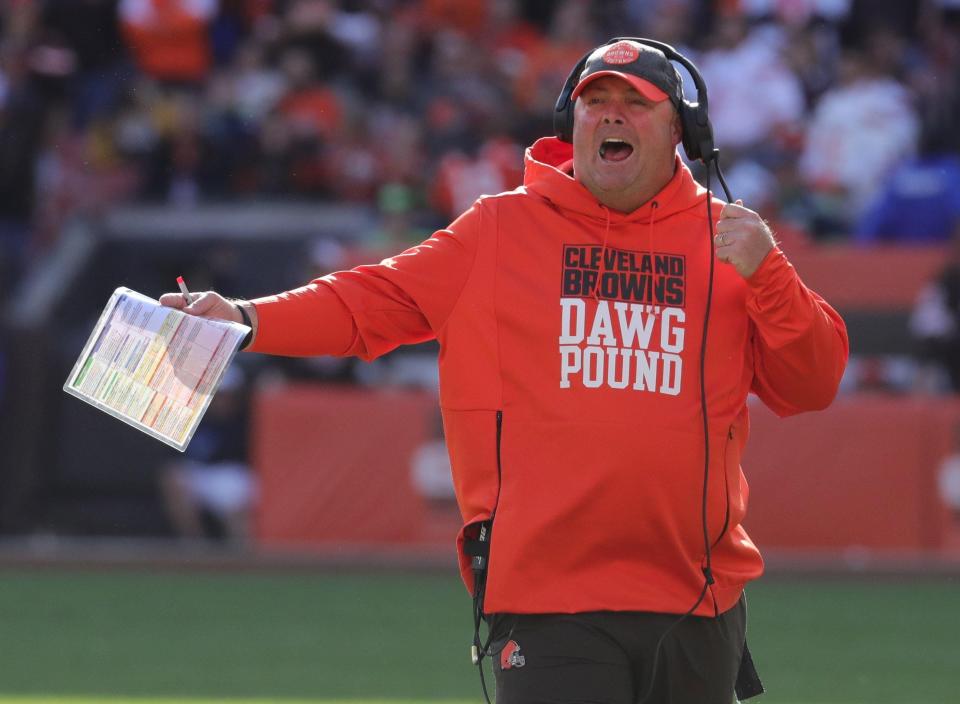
[{"xmin": 602, "ymin": 104, "xmax": 626, "ymax": 123}]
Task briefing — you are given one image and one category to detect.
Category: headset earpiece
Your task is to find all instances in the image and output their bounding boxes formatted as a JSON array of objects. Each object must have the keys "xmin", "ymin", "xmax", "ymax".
[
  {"xmin": 553, "ymin": 51, "xmax": 592, "ymax": 144},
  {"xmin": 553, "ymin": 37, "xmax": 717, "ymax": 164},
  {"xmin": 679, "ymin": 101, "xmax": 715, "ymax": 163}
]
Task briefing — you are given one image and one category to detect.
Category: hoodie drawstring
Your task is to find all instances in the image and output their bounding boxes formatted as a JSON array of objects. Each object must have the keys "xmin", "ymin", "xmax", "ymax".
[
  {"xmin": 592, "ymin": 201, "xmax": 659, "ymax": 301},
  {"xmin": 647, "ymin": 200, "xmax": 659, "ymax": 266},
  {"xmin": 592, "ymin": 205, "xmax": 612, "ymax": 300}
]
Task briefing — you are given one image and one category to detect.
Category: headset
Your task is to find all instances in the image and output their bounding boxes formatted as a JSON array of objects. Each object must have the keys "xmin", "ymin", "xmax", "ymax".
[{"xmin": 553, "ymin": 37, "xmax": 721, "ymax": 167}]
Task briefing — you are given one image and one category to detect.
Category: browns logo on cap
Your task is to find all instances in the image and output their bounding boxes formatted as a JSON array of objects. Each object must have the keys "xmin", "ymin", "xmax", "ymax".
[
  {"xmin": 602, "ymin": 41, "xmax": 641, "ymax": 65},
  {"xmin": 571, "ymin": 40, "xmax": 683, "ymax": 109}
]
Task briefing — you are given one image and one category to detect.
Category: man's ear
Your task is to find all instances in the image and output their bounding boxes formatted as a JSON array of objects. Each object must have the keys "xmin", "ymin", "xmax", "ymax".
[{"xmin": 672, "ymin": 111, "xmax": 682, "ymax": 146}]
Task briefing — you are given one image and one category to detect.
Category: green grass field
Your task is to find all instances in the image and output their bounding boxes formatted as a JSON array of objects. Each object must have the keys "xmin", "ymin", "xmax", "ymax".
[{"xmin": 0, "ymin": 570, "xmax": 955, "ymax": 703}]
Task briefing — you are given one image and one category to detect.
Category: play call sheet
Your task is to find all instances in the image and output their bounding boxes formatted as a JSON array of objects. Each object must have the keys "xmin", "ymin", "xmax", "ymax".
[{"xmin": 64, "ymin": 288, "xmax": 249, "ymax": 451}]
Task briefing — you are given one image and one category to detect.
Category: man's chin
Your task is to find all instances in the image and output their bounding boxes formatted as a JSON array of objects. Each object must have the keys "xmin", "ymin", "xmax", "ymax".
[{"xmin": 593, "ymin": 175, "xmax": 637, "ymax": 197}]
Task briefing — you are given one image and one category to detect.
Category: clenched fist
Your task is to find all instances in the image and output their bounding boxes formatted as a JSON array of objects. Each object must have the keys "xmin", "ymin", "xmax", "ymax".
[{"xmin": 713, "ymin": 200, "xmax": 776, "ymax": 279}]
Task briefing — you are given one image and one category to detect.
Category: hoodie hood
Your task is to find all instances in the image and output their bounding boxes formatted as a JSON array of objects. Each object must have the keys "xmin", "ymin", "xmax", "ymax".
[{"xmin": 523, "ymin": 136, "xmax": 709, "ymax": 224}]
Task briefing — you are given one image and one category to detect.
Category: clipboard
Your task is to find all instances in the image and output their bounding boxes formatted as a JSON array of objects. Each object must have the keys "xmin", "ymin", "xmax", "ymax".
[{"xmin": 64, "ymin": 287, "xmax": 251, "ymax": 451}]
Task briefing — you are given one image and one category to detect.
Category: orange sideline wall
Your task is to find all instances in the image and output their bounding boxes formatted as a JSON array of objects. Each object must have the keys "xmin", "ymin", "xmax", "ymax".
[
  {"xmin": 252, "ymin": 387, "xmax": 960, "ymax": 559},
  {"xmin": 743, "ymin": 396, "xmax": 960, "ymax": 554},
  {"xmin": 786, "ymin": 245, "xmax": 946, "ymax": 309}
]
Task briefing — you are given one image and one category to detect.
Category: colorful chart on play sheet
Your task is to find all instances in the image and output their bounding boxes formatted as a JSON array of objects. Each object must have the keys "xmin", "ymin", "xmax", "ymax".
[{"xmin": 64, "ymin": 287, "xmax": 250, "ymax": 451}]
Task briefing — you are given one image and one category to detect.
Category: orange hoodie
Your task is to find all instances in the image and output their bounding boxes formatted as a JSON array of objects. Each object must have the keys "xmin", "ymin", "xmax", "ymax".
[{"xmin": 250, "ymin": 137, "xmax": 849, "ymax": 617}]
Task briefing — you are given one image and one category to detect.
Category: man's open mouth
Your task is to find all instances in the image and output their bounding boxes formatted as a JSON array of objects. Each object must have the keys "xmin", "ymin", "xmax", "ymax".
[{"xmin": 599, "ymin": 138, "xmax": 634, "ymax": 162}]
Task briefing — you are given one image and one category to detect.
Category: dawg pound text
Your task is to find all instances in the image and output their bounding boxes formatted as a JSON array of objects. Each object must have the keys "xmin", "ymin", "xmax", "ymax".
[{"xmin": 559, "ymin": 298, "xmax": 685, "ymax": 395}]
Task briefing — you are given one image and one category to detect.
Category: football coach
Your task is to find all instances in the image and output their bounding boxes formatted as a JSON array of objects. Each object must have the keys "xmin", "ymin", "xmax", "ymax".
[{"xmin": 163, "ymin": 37, "xmax": 848, "ymax": 704}]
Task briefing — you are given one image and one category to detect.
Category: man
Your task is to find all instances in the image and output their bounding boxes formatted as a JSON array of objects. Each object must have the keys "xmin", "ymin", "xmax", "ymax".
[{"xmin": 163, "ymin": 40, "xmax": 848, "ymax": 704}]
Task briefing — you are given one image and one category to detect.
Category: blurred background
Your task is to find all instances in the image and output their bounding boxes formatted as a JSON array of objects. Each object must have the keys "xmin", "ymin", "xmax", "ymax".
[{"xmin": 0, "ymin": 0, "xmax": 959, "ymax": 702}]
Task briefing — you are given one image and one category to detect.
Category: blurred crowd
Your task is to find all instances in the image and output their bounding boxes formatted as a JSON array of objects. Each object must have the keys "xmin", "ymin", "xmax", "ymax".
[
  {"xmin": 1, "ymin": 1, "xmax": 959, "ymax": 274},
  {"xmin": 1, "ymin": 0, "xmax": 960, "ymax": 399}
]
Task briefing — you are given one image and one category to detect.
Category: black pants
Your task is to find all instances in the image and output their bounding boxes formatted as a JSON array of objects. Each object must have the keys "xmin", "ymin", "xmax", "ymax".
[{"xmin": 489, "ymin": 597, "xmax": 747, "ymax": 704}]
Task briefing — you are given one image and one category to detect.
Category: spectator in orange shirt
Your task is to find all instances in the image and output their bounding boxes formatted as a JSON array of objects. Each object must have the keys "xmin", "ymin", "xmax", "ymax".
[
  {"xmin": 119, "ymin": 0, "xmax": 217, "ymax": 85},
  {"xmin": 275, "ymin": 48, "xmax": 343, "ymax": 142}
]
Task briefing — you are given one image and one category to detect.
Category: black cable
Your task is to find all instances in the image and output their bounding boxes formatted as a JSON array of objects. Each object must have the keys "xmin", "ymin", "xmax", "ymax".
[
  {"xmin": 469, "ymin": 519, "xmax": 497, "ymax": 704},
  {"xmin": 713, "ymin": 151, "xmax": 733, "ymax": 202},
  {"xmin": 471, "ymin": 580, "xmax": 493, "ymax": 704},
  {"xmin": 634, "ymin": 577, "xmax": 710, "ymax": 703},
  {"xmin": 473, "ymin": 592, "xmax": 517, "ymax": 704},
  {"xmin": 698, "ymin": 155, "xmax": 719, "ymax": 594},
  {"xmin": 637, "ymin": 151, "xmax": 730, "ymax": 704},
  {"xmin": 478, "ymin": 653, "xmax": 493, "ymax": 704}
]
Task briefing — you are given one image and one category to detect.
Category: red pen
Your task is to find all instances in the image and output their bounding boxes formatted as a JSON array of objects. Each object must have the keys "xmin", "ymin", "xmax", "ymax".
[{"xmin": 176, "ymin": 276, "xmax": 191, "ymax": 304}]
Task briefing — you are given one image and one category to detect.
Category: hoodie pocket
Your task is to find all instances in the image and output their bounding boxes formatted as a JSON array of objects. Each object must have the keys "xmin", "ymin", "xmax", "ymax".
[{"xmin": 712, "ymin": 424, "xmax": 737, "ymax": 548}]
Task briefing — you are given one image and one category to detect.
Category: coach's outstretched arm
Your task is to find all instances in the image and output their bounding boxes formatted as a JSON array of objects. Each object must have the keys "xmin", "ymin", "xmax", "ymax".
[{"xmin": 161, "ymin": 201, "xmax": 482, "ymax": 359}]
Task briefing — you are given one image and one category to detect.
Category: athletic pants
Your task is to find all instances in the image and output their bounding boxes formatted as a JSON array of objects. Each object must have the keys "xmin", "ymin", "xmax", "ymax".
[{"xmin": 489, "ymin": 596, "xmax": 747, "ymax": 704}]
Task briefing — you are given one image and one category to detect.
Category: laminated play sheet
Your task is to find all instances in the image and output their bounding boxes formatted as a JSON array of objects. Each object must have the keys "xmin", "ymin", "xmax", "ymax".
[{"xmin": 64, "ymin": 287, "xmax": 250, "ymax": 451}]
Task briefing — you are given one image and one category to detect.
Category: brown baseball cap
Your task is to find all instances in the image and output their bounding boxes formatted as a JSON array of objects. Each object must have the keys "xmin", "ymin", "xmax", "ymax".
[{"xmin": 570, "ymin": 40, "xmax": 683, "ymax": 109}]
